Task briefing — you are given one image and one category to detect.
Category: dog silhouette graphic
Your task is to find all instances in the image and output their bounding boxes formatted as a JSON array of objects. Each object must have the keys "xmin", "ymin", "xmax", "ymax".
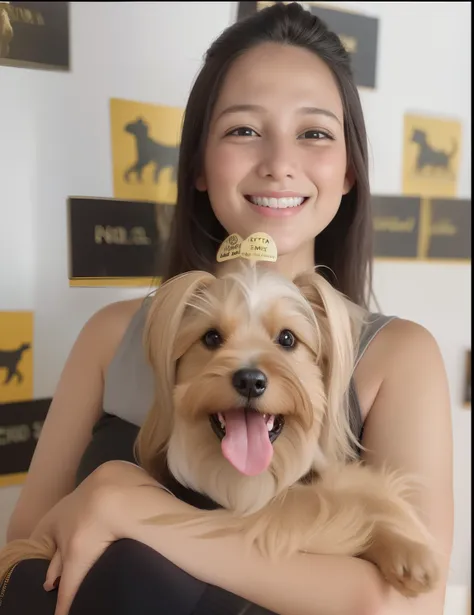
[
  {"xmin": 411, "ymin": 129, "xmax": 457, "ymax": 176},
  {"xmin": 123, "ymin": 118, "xmax": 179, "ymax": 184},
  {"xmin": 0, "ymin": 343, "xmax": 31, "ymax": 385}
]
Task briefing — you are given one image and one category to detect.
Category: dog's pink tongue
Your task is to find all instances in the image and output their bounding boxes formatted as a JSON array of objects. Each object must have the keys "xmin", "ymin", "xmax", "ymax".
[{"xmin": 221, "ymin": 409, "xmax": 273, "ymax": 476}]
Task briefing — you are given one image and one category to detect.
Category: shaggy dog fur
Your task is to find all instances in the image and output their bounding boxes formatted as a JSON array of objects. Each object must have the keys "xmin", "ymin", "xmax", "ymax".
[{"xmin": 0, "ymin": 264, "xmax": 439, "ymax": 598}]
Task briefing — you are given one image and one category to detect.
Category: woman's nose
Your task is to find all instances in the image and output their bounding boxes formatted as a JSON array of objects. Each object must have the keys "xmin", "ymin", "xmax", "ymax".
[{"xmin": 255, "ymin": 138, "xmax": 297, "ymax": 182}]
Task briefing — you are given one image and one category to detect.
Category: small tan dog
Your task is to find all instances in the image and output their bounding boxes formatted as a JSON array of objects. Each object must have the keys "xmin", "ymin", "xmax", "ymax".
[{"xmin": 0, "ymin": 263, "xmax": 439, "ymax": 598}]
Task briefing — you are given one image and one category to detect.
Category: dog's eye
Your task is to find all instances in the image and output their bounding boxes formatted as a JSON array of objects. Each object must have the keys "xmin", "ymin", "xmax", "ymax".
[
  {"xmin": 202, "ymin": 329, "xmax": 223, "ymax": 349},
  {"xmin": 277, "ymin": 329, "xmax": 297, "ymax": 349}
]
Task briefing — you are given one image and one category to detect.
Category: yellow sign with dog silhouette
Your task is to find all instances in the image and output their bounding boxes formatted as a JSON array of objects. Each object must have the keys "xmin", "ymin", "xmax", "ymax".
[
  {"xmin": 403, "ymin": 114, "xmax": 462, "ymax": 198},
  {"xmin": 110, "ymin": 98, "xmax": 184, "ymax": 205},
  {"xmin": 0, "ymin": 311, "xmax": 33, "ymax": 403}
]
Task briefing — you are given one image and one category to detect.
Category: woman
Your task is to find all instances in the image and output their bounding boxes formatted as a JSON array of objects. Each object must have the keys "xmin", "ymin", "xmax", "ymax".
[{"xmin": 4, "ymin": 3, "xmax": 453, "ymax": 615}]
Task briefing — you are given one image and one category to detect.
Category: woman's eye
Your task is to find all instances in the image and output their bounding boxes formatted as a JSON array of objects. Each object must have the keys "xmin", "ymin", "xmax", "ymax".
[
  {"xmin": 298, "ymin": 130, "xmax": 332, "ymax": 140},
  {"xmin": 226, "ymin": 126, "xmax": 258, "ymax": 137}
]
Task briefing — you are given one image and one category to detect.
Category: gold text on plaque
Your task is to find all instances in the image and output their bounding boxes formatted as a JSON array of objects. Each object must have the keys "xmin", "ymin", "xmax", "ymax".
[
  {"xmin": 94, "ymin": 225, "xmax": 152, "ymax": 246},
  {"xmin": 374, "ymin": 216, "xmax": 417, "ymax": 233}
]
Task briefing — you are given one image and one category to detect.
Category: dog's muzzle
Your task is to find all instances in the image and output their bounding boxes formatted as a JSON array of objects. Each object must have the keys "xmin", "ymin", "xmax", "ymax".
[{"xmin": 208, "ymin": 371, "xmax": 286, "ymax": 476}]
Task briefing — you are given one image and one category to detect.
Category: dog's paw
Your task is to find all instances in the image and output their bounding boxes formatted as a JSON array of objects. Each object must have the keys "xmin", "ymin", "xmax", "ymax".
[{"xmin": 366, "ymin": 538, "xmax": 440, "ymax": 598}]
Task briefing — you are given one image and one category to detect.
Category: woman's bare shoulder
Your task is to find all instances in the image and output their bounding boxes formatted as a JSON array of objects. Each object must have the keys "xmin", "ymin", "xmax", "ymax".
[
  {"xmin": 370, "ymin": 317, "xmax": 440, "ymax": 365},
  {"xmin": 354, "ymin": 317, "xmax": 441, "ymax": 421},
  {"xmin": 84, "ymin": 297, "xmax": 147, "ymax": 366},
  {"xmin": 91, "ymin": 297, "xmax": 145, "ymax": 324}
]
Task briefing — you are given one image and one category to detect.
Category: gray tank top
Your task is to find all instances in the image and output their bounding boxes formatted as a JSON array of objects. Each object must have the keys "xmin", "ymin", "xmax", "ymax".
[{"xmin": 103, "ymin": 299, "xmax": 396, "ymax": 441}]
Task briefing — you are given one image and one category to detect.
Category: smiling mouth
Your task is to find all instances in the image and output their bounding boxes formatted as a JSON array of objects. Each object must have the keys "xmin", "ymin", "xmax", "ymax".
[
  {"xmin": 209, "ymin": 409, "xmax": 285, "ymax": 444},
  {"xmin": 245, "ymin": 195, "xmax": 308, "ymax": 209}
]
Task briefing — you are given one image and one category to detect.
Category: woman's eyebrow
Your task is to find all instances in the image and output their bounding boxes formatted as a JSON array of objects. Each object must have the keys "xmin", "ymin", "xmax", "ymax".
[
  {"xmin": 299, "ymin": 106, "xmax": 342, "ymax": 125},
  {"xmin": 216, "ymin": 104, "xmax": 342, "ymax": 125}
]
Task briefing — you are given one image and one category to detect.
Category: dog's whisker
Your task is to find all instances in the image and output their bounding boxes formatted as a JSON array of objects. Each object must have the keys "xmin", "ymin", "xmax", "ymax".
[
  {"xmin": 184, "ymin": 297, "xmax": 217, "ymax": 319},
  {"xmin": 185, "ymin": 302, "xmax": 212, "ymax": 318}
]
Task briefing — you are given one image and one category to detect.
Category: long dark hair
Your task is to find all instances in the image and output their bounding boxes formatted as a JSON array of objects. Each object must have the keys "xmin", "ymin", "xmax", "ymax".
[{"xmin": 163, "ymin": 2, "xmax": 373, "ymax": 309}]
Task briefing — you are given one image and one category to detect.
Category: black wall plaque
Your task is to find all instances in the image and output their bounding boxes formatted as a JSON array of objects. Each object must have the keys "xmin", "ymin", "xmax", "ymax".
[
  {"xmin": 0, "ymin": 2, "xmax": 69, "ymax": 71},
  {"xmin": 372, "ymin": 196, "xmax": 421, "ymax": 259},
  {"xmin": 427, "ymin": 198, "xmax": 471, "ymax": 261},
  {"xmin": 0, "ymin": 397, "xmax": 51, "ymax": 480},
  {"xmin": 237, "ymin": 1, "xmax": 258, "ymax": 21},
  {"xmin": 372, "ymin": 195, "xmax": 471, "ymax": 262},
  {"xmin": 68, "ymin": 197, "xmax": 174, "ymax": 281},
  {"xmin": 308, "ymin": 4, "xmax": 378, "ymax": 89},
  {"xmin": 236, "ymin": 2, "xmax": 379, "ymax": 89}
]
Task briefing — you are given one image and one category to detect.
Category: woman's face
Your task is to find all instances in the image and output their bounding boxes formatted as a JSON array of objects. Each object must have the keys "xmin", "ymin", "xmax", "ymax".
[{"xmin": 199, "ymin": 42, "xmax": 352, "ymax": 264}]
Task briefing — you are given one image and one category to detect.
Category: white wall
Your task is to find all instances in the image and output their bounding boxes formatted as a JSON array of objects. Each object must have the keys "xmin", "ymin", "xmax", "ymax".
[{"xmin": 0, "ymin": 2, "xmax": 470, "ymax": 612}]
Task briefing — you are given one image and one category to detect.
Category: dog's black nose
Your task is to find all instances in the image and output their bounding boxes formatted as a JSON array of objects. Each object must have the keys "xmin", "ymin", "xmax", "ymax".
[{"xmin": 232, "ymin": 368, "xmax": 267, "ymax": 398}]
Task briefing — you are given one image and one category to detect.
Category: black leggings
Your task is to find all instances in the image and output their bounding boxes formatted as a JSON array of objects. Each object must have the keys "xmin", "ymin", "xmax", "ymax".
[
  {"xmin": 0, "ymin": 414, "xmax": 278, "ymax": 615},
  {"xmin": 0, "ymin": 540, "xmax": 274, "ymax": 615}
]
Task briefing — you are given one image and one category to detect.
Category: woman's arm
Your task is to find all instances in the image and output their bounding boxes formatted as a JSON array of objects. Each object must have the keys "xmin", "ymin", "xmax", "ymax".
[
  {"xmin": 6, "ymin": 299, "xmax": 142, "ymax": 541},
  {"xmin": 121, "ymin": 478, "xmax": 384, "ymax": 615},
  {"xmin": 358, "ymin": 319, "xmax": 454, "ymax": 615},
  {"xmin": 47, "ymin": 461, "xmax": 382, "ymax": 615}
]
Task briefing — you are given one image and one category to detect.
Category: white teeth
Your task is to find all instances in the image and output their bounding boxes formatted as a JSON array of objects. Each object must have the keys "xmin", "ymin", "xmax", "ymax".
[
  {"xmin": 217, "ymin": 412, "xmax": 274, "ymax": 432},
  {"xmin": 249, "ymin": 196, "xmax": 305, "ymax": 209}
]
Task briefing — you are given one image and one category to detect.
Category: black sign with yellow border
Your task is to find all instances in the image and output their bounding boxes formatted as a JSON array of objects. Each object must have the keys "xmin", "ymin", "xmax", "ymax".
[
  {"xmin": 0, "ymin": 2, "xmax": 69, "ymax": 71},
  {"xmin": 237, "ymin": 2, "xmax": 379, "ymax": 89},
  {"xmin": 68, "ymin": 197, "xmax": 175, "ymax": 287},
  {"xmin": 372, "ymin": 195, "xmax": 471, "ymax": 262},
  {"xmin": 0, "ymin": 397, "xmax": 51, "ymax": 487}
]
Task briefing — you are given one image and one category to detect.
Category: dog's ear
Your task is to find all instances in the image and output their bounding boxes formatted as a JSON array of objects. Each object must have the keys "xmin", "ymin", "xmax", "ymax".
[
  {"xmin": 135, "ymin": 271, "xmax": 216, "ymax": 476},
  {"xmin": 293, "ymin": 270, "xmax": 364, "ymax": 463}
]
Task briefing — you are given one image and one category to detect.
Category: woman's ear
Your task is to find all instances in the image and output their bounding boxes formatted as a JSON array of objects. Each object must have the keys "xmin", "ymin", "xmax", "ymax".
[{"xmin": 342, "ymin": 165, "xmax": 355, "ymax": 195}]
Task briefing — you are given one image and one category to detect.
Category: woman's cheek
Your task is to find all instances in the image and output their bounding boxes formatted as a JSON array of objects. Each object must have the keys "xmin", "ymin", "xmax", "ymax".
[
  {"xmin": 306, "ymin": 147, "xmax": 348, "ymax": 189},
  {"xmin": 206, "ymin": 144, "xmax": 254, "ymax": 187}
]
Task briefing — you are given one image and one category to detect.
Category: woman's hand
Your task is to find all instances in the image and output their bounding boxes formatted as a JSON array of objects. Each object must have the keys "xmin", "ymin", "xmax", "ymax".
[{"xmin": 31, "ymin": 460, "xmax": 160, "ymax": 615}]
